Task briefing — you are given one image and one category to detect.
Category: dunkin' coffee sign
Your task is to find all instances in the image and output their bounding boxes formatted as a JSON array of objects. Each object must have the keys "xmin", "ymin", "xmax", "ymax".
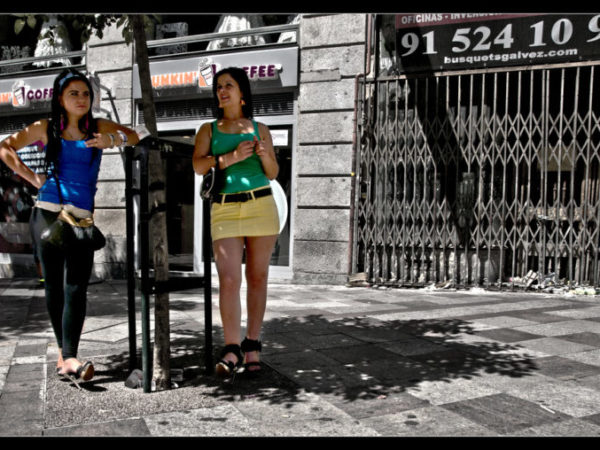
[
  {"xmin": 0, "ymin": 73, "xmax": 102, "ymax": 112},
  {"xmin": 134, "ymin": 47, "xmax": 299, "ymax": 99},
  {"xmin": 151, "ymin": 58, "xmax": 282, "ymax": 90},
  {"xmin": 0, "ymin": 80, "xmax": 53, "ymax": 108}
]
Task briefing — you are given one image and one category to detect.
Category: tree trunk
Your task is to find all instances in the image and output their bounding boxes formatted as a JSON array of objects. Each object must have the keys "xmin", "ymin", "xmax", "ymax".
[{"xmin": 131, "ymin": 15, "xmax": 171, "ymax": 391}]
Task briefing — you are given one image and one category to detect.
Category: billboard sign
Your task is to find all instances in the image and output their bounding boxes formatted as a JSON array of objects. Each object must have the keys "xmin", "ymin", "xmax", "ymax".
[{"xmin": 395, "ymin": 13, "xmax": 600, "ymax": 72}]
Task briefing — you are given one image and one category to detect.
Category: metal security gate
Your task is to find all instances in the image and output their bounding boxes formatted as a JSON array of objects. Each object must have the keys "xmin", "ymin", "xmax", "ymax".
[{"xmin": 352, "ymin": 63, "xmax": 600, "ymax": 288}]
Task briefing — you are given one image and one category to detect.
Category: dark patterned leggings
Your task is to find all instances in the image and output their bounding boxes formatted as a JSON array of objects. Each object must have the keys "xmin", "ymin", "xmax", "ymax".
[{"xmin": 29, "ymin": 207, "xmax": 94, "ymax": 359}]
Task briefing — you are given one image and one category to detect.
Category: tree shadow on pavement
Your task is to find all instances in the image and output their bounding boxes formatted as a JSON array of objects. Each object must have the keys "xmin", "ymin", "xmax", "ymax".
[{"xmin": 144, "ymin": 313, "xmax": 539, "ymax": 406}]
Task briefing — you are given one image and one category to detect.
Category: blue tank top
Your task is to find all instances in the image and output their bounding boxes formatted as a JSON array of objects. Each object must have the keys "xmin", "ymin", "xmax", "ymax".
[{"xmin": 37, "ymin": 139, "xmax": 102, "ymax": 212}]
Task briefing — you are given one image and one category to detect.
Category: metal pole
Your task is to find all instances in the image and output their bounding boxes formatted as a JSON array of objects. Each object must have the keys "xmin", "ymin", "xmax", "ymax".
[
  {"xmin": 125, "ymin": 147, "xmax": 137, "ymax": 371},
  {"xmin": 139, "ymin": 146, "xmax": 152, "ymax": 392},
  {"xmin": 203, "ymin": 198, "xmax": 213, "ymax": 374}
]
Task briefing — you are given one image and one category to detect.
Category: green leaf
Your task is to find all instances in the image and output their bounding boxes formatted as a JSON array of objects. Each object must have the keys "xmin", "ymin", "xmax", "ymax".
[
  {"xmin": 26, "ymin": 15, "xmax": 37, "ymax": 29},
  {"xmin": 14, "ymin": 19, "xmax": 25, "ymax": 35},
  {"xmin": 79, "ymin": 28, "xmax": 89, "ymax": 44},
  {"xmin": 122, "ymin": 28, "xmax": 133, "ymax": 45}
]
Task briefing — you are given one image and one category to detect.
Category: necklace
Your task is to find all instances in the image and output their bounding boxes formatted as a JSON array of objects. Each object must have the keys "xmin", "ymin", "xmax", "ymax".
[{"xmin": 64, "ymin": 128, "xmax": 84, "ymax": 141}]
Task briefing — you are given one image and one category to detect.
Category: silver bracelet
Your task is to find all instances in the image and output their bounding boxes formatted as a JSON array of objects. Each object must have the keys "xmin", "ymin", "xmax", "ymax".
[
  {"xmin": 116, "ymin": 130, "xmax": 128, "ymax": 146},
  {"xmin": 108, "ymin": 133, "xmax": 115, "ymax": 147}
]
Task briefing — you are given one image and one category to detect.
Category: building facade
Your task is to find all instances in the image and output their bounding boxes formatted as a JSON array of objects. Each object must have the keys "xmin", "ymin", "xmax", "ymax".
[
  {"xmin": 0, "ymin": 14, "xmax": 367, "ymax": 285},
  {"xmin": 7, "ymin": 13, "xmax": 598, "ymax": 289}
]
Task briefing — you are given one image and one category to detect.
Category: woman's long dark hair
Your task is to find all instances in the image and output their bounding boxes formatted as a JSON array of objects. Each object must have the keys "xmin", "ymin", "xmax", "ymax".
[
  {"xmin": 45, "ymin": 68, "xmax": 98, "ymax": 169},
  {"xmin": 212, "ymin": 67, "xmax": 254, "ymax": 119}
]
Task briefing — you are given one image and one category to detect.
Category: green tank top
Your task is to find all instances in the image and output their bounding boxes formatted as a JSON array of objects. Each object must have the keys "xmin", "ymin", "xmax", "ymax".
[{"xmin": 211, "ymin": 120, "xmax": 270, "ymax": 194}]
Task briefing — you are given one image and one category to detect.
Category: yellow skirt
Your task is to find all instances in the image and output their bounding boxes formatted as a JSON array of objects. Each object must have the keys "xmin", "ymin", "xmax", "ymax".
[{"xmin": 211, "ymin": 189, "xmax": 280, "ymax": 241}]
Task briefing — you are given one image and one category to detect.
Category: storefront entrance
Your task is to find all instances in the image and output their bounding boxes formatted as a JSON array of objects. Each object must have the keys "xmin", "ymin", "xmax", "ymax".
[
  {"xmin": 353, "ymin": 13, "xmax": 600, "ymax": 288},
  {"xmin": 160, "ymin": 123, "xmax": 293, "ymax": 273},
  {"xmin": 354, "ymin": 64, "xmax": 600, "ymax": 288}
]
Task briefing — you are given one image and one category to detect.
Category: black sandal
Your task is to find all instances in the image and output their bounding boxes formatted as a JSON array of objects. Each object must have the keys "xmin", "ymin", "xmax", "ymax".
[
  {"xmin": 215, "ymin": 344, "xmax": 243, "ymax": 379},
  {"xmin": 241, "ymin": 338, "xmax": 262, "ymax": 375}
]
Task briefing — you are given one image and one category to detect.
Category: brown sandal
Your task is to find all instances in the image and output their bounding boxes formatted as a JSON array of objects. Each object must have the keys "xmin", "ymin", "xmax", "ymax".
[{"xmin": 59, "ymin": 361, "xmax": 94, "ymax": 389}]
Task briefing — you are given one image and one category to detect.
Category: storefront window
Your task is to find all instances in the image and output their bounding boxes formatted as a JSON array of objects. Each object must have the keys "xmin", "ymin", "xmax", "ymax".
[
  {"xmin": 0, "ymin": 140, "xmax": 44, "ymax": 255},
  {"xmin": 135, "ymin": 16, "xmax": 299, "ymax": 274},
  {"xmin": 159, "ymin": 124, "xmax": 292, "ymax": 270}
]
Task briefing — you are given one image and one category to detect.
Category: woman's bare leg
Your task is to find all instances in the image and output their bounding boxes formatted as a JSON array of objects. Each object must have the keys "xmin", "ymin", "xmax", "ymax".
[
  {"xmin": 213, "ymin": 237, "xmax": 245, "ymax": 365},
  {"xmin": 244, "ymin": 234, "xmax": 278, "ymax": 368}
]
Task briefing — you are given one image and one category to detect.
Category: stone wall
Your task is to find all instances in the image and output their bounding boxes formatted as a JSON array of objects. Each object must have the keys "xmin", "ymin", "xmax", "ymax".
[
  {"xmin": 294, "ymin": 14, "xmax": 366, "ymax": 284},
  {"xmin": 86, "ymin": 24, "xmax": 134, "ymax": 279}
]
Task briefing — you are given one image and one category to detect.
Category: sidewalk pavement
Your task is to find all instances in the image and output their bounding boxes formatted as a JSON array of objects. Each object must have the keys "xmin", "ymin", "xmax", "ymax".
[{"xmin": 2, "ymin": 277, "xmax": 600, "ymax": 437}]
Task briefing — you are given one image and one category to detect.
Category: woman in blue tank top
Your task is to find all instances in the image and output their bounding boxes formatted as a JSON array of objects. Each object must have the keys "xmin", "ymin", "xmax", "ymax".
[
  {"xmin": 0, "ymin": 69, "xmax": 140, "ymax": 385},
  {"xmin": 193, "ymin": 67, "xmax": 280, "ymax": 379}
]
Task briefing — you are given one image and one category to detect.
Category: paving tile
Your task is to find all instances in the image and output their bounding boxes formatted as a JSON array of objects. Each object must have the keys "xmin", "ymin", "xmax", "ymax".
[
  {"xmin": 471, "ymin": 316, "xmax": 540, "ymax": 329},
  {"xmin": 259, "ymin": 331, "xmax": 307, "ymax": 355},
  {"xmin": 357, "ymin": 356, "xmax": 446, "ymax": 386},
  {"xmin": 0, "ymin": 344, "xmax": 15, "ymax": 360},
  {"xmin": 557, "ymin": 332, "xmax": 600, "ymax": 348},
  {"xmin": 409, "ymin": 346, "xmax": 535, "ymax": 377},
  {"xmin": 517, "ymin": 337, "xmax": 596, "ymax": 356},
  {"xmin": 405, "ymin": 377, "xmax": 502, "ymax": 406},
  {"xmin": 12, "ymin": 356, "xmax": 46, "ymax": 365},
  {"xmin": 441, "ymin": 332, "xmax": 501, "ymax": 347},
  {"xmin": 0, "ymin": 288, "xmax": 35, "ymax": 297},
  {"xmin": 500, "ymin": 375, "xmax": 600, "ymax": 418},
  {"xmin": 44, "ymin": 418, "xmax": 151, "ymax": 436},
  {"xmin": 323, "ymin": 390, "xmax": 430, "ymax": 419},
  {"xmin": 410, "ymin": 348, "xmax": 477, "ymax": 373},
  {"xmin": 236, "ymin": 390, "xmax": 380, "ymax": 436},
  {"xmin": 320, "ymin": 302, "xmax": 404, "ymax": 314},
  {"xmin": 583, "ymin": 412, "xmax": 600, "ymax": 427},
  {"xmin": 8, "ymin": 362, "xmax": 44, "ymax": 376},
  {"xmin": 562, "ymin": 349, "xmax": 600, "ymax": 367},
  {"xmin": 506, "ymin": 310, "xmax": 583, "ymax": 324},
  {"xmin": 143, "ymin": 404, "xmax": 263, "ymax": 436},
  {"xmin": 265, "ymin": 349, "xmax": 376, "ymax": 392},
  {"xmin": 318, "ymin": 343, "xmax": 398, "ymax": 365},
  {"xmin": 0, "ymin": 418, "xmax": 44, "ymax": 436},
  {"xmin": 531, "ymin": 356, "xmax": 600, "ymax": 380},
  {"xmin": 81, "ymin": 320, "xmax": 134, "ymax": 343},
  {"xmin": 333, "ymin": 323, "xmax": 415, "ymax": 344},
  {"xmin": 0, "ymin": 390, "xmax": 44, "ymax": 420},
  {"xmin": 13, "ymin": 342, "xmax": 47, "ymax": 358},
  {"xmin": 515, "ymin": 320, "xmax": 600, "ymax": 337},
  {"xmin": 279, "ymin": 331, "xmax": 366, "ymax": 350},
  {"xmin": 360, "ymin": 405, "xmax": 497, "ymax": 436},
  {"xmin": 510, "ymin": 418, "xmax": 600, "ymax": 436},
  {"xmin": 474, "ymin": 328, "xmax": 544, "ymax": 343},
  {"xmin": 377, "ymin": 338, "xmax": 449, "ymax": 356},
  {"xmin": 574, "ymin": 374, "xmax": 600, "ymax": 391},
  {"xmin": 2, "ymin": 375, "xmax": 43, "ymax": 393},
  {"xmin": 441, "ymin": 393, "xmax": 570, "ymax": 434},
  {"xmin": 548, "ymin": 306, "xmax": 600, "ymax": 320}
]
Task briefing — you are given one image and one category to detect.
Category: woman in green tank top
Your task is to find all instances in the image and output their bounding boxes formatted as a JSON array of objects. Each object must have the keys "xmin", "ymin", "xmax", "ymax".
[{"xmin": 192, "ymin": 67, "xmax": 280, "ymax": 379}]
